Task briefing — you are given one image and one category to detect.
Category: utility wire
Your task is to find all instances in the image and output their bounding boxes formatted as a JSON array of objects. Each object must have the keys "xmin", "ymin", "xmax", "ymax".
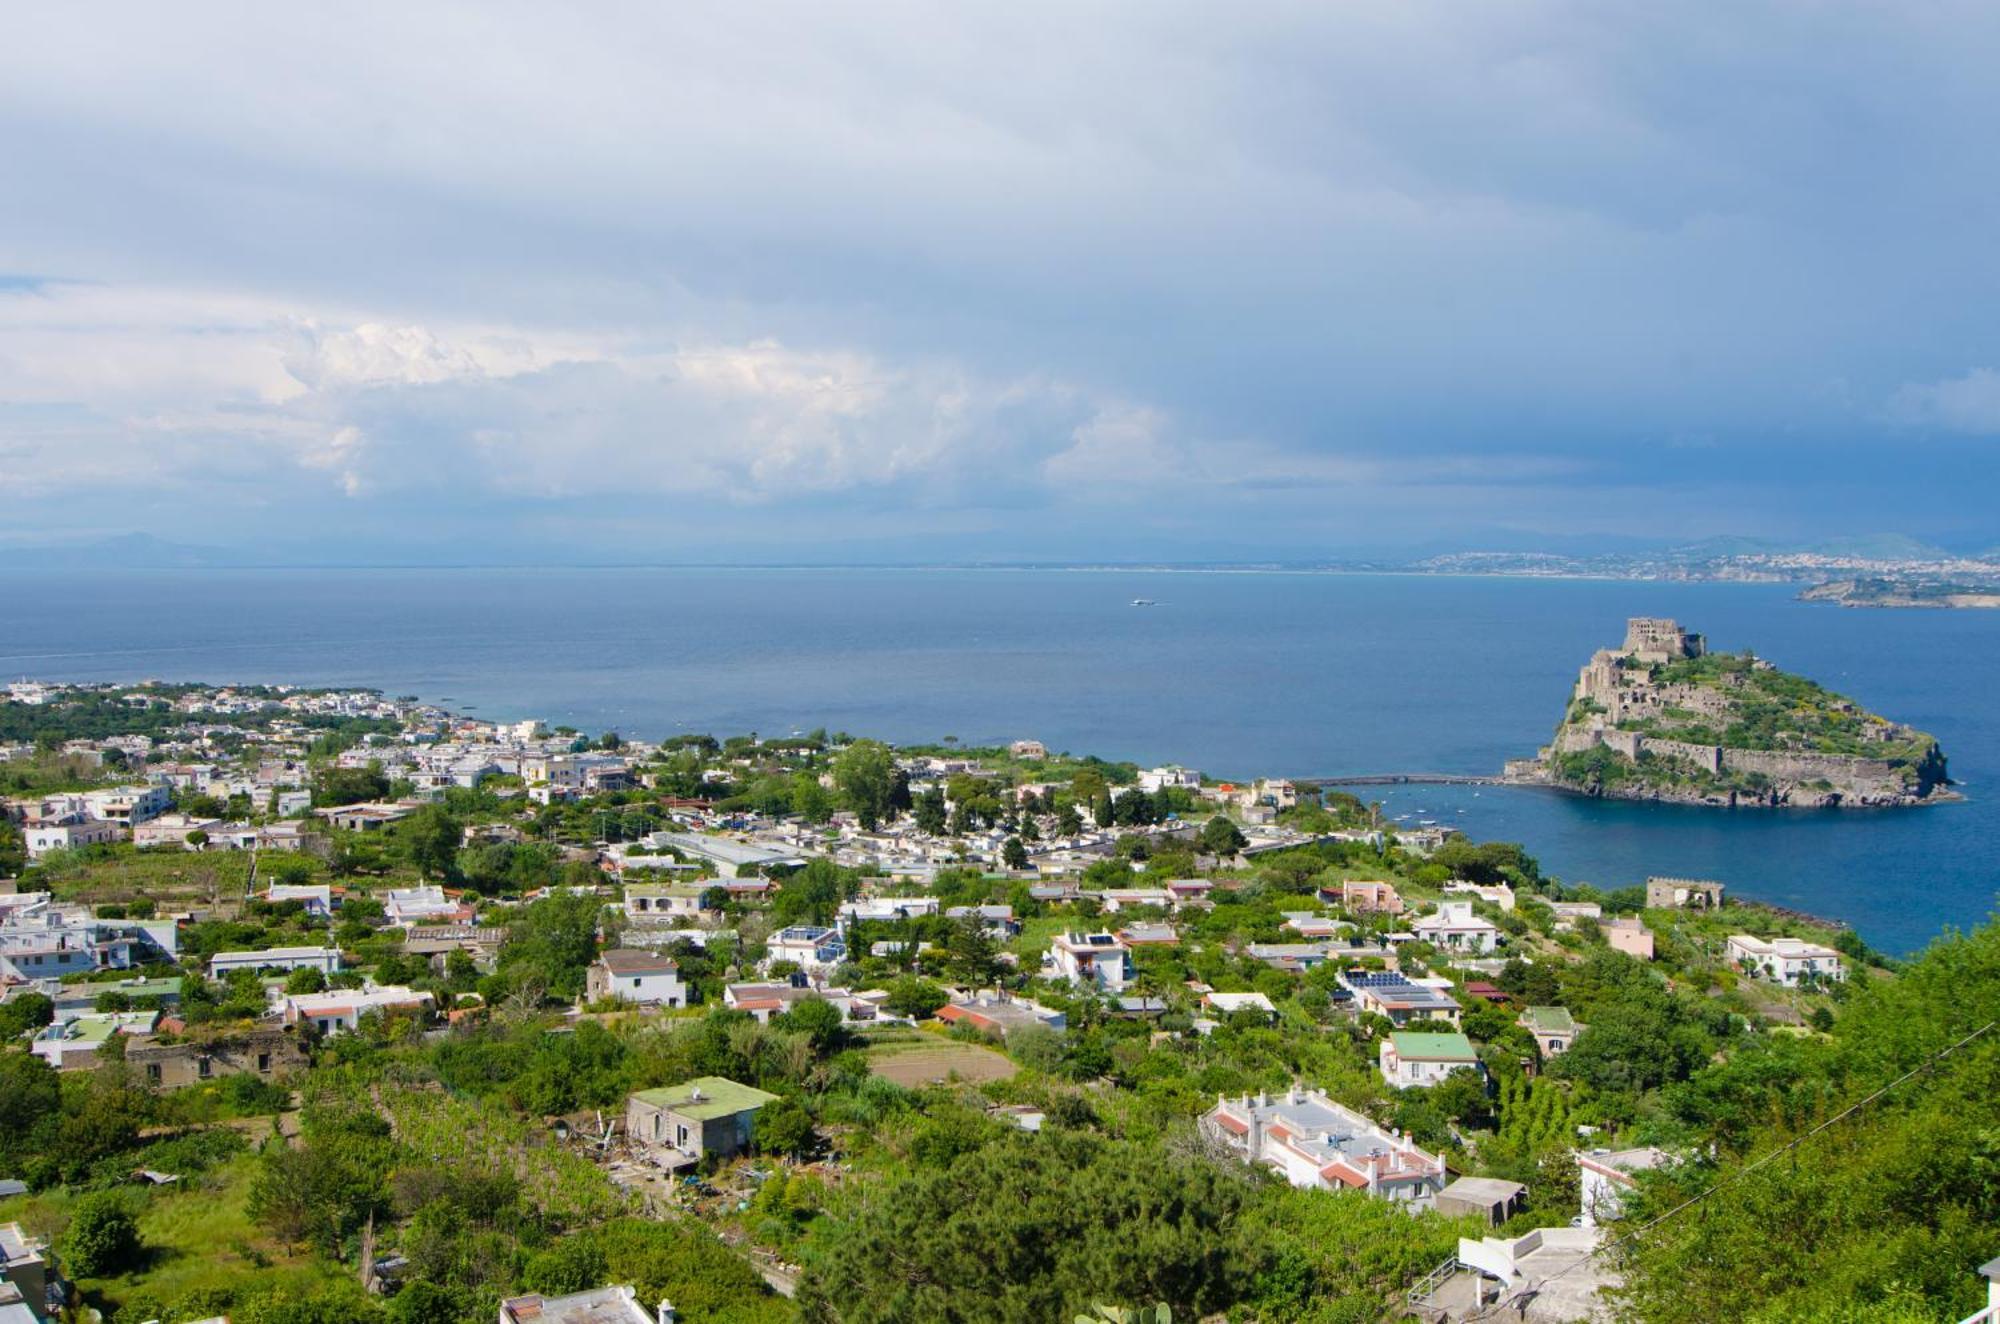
[{"xmin": 1463, "ymin": 1019, "xmax": 1998, "ymax": 1320}]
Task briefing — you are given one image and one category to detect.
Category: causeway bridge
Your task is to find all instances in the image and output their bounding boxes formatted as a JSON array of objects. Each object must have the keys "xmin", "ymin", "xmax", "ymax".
[{"xmin": 1294, "ymin": 773, "xmax": 1512, "ymax": 788}]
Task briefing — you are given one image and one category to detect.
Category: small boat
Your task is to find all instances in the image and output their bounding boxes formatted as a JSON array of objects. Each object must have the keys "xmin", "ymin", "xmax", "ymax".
[{"xmin": 1131, "ymin": 598, "xmax": 1158, "ymax": 607}]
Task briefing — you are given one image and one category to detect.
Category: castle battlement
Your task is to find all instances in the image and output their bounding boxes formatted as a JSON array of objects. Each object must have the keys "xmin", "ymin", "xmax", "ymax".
[{"xmin": 1621, "ymin": 617, "xmax": 1704, "ymax": 663}]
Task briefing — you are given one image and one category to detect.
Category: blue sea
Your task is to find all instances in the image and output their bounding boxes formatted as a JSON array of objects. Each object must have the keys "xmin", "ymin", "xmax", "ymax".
[{"xmin": 5, "ymin": 567, "xmax": 1996, "ymax": 954}]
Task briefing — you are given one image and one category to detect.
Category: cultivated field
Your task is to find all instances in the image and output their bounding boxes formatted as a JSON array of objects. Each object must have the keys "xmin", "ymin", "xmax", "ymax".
[{"xmin": 864, "ymin": 1038, "xmax": 1018, "ymax": 1087}]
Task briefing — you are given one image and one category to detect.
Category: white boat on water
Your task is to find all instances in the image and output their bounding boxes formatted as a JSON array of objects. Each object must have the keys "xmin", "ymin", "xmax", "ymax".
[{"xmin": 1131, "ymin": 598, "xmax": 1158, "ymax": 606}]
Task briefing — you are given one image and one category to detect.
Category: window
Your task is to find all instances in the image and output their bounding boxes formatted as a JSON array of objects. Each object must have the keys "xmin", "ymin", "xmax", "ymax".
[
  {"xmin": 197, "ymin": 1056, "xmax": 212, "ymax": 1079},
  {"xmin": 146, "ymin": 1063, "xmax": 161, "ymax": 1083},
  {"xmin": 257, "ymin": 1053, "xmax": 271, "ymax": 1072}
]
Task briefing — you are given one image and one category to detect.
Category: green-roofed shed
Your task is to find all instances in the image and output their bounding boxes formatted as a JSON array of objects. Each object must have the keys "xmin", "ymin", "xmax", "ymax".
[
  {"xmin": 626, "ymin": 1076, "xmax": 780, "ymax": 1165},
  {"xmin": 1388, "ymin": 1031, "xmax": 1479, "ymax": 1061}
]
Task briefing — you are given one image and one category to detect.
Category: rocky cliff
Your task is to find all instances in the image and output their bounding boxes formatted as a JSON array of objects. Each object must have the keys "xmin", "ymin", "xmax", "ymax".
[{"xmin": 1504, "ymin": 617, "xmax": 1954, "ymax": 808}]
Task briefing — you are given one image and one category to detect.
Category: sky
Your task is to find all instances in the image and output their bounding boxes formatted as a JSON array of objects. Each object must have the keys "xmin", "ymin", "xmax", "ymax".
[{"xmin": 5, "ymin": 2, "xmax": 2000, "ymax": 563}]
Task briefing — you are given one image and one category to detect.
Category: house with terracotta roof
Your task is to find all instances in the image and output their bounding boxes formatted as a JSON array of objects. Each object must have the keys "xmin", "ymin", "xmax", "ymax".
[
  {"xmin": 1202, "ymin": 1085, "xmax": 1446, "ymax": 1205},
  {"xmin": 723, "ymin": 981, "xmax": 879, "ymax": 1024},
  {"xmin": 936, "ymin": 993, "xmax": 1067, "ymax": 1036},
  {"xmin": 281, "ymin": 985, "xmax": 433, "ymax": 1036},
  {"xmin": 1576, "ymin": 1146, "xmax": 1672, "ymax": 1225}
]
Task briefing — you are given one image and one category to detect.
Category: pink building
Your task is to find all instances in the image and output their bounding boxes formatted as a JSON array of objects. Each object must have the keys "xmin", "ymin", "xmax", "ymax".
[{"xmin": 1604, "ymin": 917, "xmax": 1654, "ymax": 961}]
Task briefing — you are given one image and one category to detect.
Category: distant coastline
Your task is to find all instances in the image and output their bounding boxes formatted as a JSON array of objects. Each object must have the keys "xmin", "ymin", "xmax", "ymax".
[{"xmin": 1799, "ymin": 578, "xmax": 2000, "ymax": 610}]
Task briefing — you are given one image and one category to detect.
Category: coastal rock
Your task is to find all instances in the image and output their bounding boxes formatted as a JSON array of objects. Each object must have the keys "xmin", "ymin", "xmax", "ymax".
[{"xmin": 1505, "ymin": 617, "xmax": 1953, "ymax": 809}]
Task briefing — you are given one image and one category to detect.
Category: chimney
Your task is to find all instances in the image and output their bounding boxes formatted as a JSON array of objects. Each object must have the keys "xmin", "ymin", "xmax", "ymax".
[{"xmin": 658, "ymin": 1301, "xmax": 678, "ymax": 1324}]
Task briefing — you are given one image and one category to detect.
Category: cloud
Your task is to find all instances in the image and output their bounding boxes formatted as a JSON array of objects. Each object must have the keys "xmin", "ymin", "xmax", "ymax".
[
  {"xmin": 1890, "ymin": 368, "xmax": 2000, "ymax": 436},
  {"xmin": 6, "ymin": 6, "xmax": 2000, "ymax": 549}
]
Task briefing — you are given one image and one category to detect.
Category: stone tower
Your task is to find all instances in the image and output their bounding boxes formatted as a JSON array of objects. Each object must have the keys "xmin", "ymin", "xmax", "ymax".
[{"xmin": 1622, "ymin": 617, "xmax": 1704, "ymax": 664}]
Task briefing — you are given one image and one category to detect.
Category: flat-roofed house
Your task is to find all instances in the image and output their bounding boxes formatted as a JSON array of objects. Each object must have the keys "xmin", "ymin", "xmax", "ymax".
[
  {"xmin": 1604, "ymin": 916, "xmax": 1655, "ymax": 960},
  {"xmin": 1046, "ymin": 931, "xmax": 1132, "ymax": 991},
  {"xmin": 209, "ymin": 945, "xmax": 343, "ymax": 979},
  {"xmin": 1334, "ymin": 880, "xmax": 1404, "ymax": 915},
  {"xmin": 1412, "ymin": 901, "xmax": 1502, "ymax": 954},
  {"xmin": 282, "ymin": 985, "xmax": 433, "ymax": 1036},
  {"xmin": 1339, "ymin": 971, "xmax": 1462, "ymax": 1026},
  {"xmin": 0, "ymin": 1220, "xmax": 51, "ymax": 1324},
  {"xmin": 1726, "ymin": 934, "xmax": 1845, "ymax": 986},
  {"xmin": 498, "ymin": 1283, "xmax": 672, "ymax": 1324},
  {"xmin": 625, "ymin": 1076, "xmax": 779, "ymax": 1166},
  {"xmin": 764, "ymin": 925, "xmax": 846, "ymax": 974},
  {"xmin": 126, "ymin": 1021, "xmax": 307, "ymax": 1089}
]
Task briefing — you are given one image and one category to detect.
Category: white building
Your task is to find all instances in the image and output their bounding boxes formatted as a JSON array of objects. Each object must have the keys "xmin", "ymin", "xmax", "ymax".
[
  {"xmin": 1046, "ymin": 931, "xmax": 1133, "ymax": 991},
  {"xmin": 282, "ymin": 985, "xmax": 433, "ymax": 1036},
  {"xmin": 1726, "ymin": 934, "xmax": 1846, "ymax": 986},
  {"xmin": 837, "ymin": 896, "xmax": 941, "ymax": 923},
  {"xmin": 500, "ymin": 1285, "xmax": 665, "ymax": 1324},
  {"xmin": 1576, "ymin": 1146, "xmax": 1672, "ymax": 1225},
  {"xmin": 585, "ymin": 949, "xmax": 685, "ymax": 1007},
  {"xmin": 24, "ymin": 820, "xmax": 120, "ymax": 858},
  {"xmin": 1442, "ymin": 881, "xmax": 1516, "ymax": 912},
  {"xmin": 263, "ymin": 884, "xmax": 334, "ymax": 917},
  {"xmin": 385, "ymin": 885, "xmax": 469, "ymax": 926},
  {"xmin": 764, "ymin": 926, "xmax": 847, "ymax": 974},
  {"xmin": 1412, "ymin": 900, "xmax": 1503, "ymax": 954},
  {"xmin": 209, "ymin": 946, "xmax": 343, "ymax": 979},
  {"xmin": 82, "ymin": 785, "xmax": 172, "ymax": 826},
  {"xmin": 1202, "ymin": 1085, "xmax": 1447, "ymax": 1205},
  {"xmin": 1138, "ymin": 765, "xmax": 1202, "ymax": 794},
  {"xmin": 1379, "ymin": 1031, "xmax": 1484, "ymax": 1089}
]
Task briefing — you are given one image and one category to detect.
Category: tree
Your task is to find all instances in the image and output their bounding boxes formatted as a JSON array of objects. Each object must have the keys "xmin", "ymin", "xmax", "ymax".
[
  {"xmin": 312, "ymin": 763, "xmax": 390, "ymax": 808},
  {"xmin": 833, "ymin": 740, "xmax": 898, "ymax": 830},
  {"xmin": 1198, "ymin": 815, "xmax": 1246, "ymax": 857},
  {"xmin": 285, "ymin": 966, "xmax": 329, "ymax": 995},
  {"xmin": 773, "ymin": 859, "xmax": 848, "ymax": 927},
  {"xmin": 64, "ymin": 1192, "xmax": 142, "ymax": 1277},
  {"xmin": 944, "ymin": 917, "xmax": 1001, "ymax": 986},
  {"xmin": 0, "ymin": 992, "xmax": 54, "ymax": 1041},
  {"xmin": 797, "ymin": 1128, "xmax": 1256, "ymax": 1323},
  {"xmin": 884, "ymin": 976, "xmax": 949, "ymax": 1020},
  {"xmin": 914, "ymin": 787, "xmax": 948, "ymax": 837},
  {"xmin": 756, "ymin": 1096, "xmax": 815, "ymax": 1158},
  {"xmin": 776, "ymin": 997, "xmax": 846, "ymax": 1054},
  {"xmin": 792, "ymin": 772, "xmax": 835, "ymax": 825},
  {"xmin": 1057, "ymin": 805, "xmax": 1084, "ymax": 838},
  {"xmin": 1002, "ymin": 836, "xmax": 1030, "ymax": 870},
  {"xmin": 502, "ymin": 891, "xmax": 610, "ymax": 1002},
  {"xmin": 398, "ymin": 806, "xmax": 463, "ymax": 880}
]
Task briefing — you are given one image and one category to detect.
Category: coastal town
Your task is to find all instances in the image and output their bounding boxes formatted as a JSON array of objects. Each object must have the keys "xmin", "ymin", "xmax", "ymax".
[{"xmin": 0, "ymin": 675, "xmax": 1929, "ymax": 1324}]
